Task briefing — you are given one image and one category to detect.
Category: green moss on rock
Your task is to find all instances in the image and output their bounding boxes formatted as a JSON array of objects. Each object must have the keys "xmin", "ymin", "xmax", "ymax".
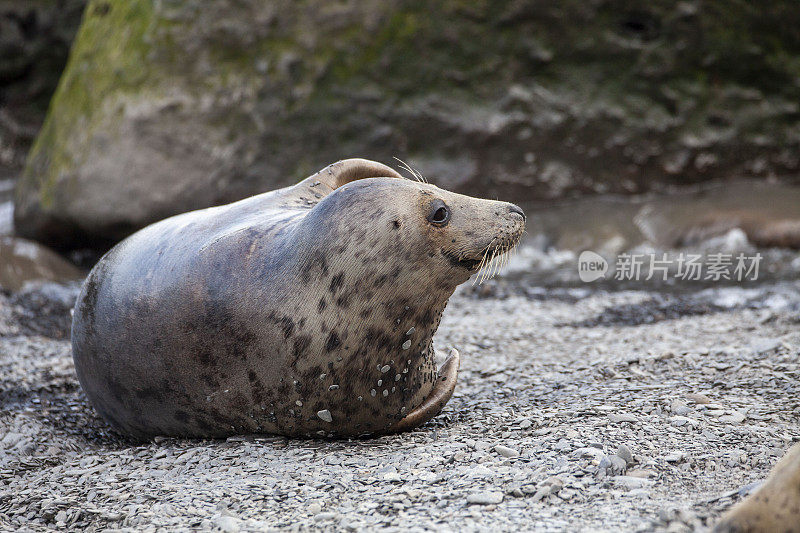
[{"xmin": 24, "ymin": 0, "xmax": 158, "ymax": 209}]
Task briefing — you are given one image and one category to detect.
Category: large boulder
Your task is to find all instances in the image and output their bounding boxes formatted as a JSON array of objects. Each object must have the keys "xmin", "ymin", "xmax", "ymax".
[{"xmin": 15, "ymin": 0, "xmax": 800, "ymax": 249}]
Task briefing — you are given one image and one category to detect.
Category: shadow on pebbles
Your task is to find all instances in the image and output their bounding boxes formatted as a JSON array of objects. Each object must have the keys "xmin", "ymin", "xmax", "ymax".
[{"xmin": 1, "ymin": 279, "xmax": 799, "ymax": 531}]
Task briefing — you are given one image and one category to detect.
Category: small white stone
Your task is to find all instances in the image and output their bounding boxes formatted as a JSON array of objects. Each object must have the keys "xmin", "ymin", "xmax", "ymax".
[
  {"xmin": 608, "ymin": 413, "xmax": 639, "ymax": 423},
  {"xmin": 669, "ymin": 415, "xmax": 699, "ymax": 427},
  {"xmin": 719, "ymin": 411, "xmax": 746, "ymax": 424},
  {"xmin": 313, "ymin": 512, "xmax": 338, "ymax": 522},
  {"xmin": 317, "ymin": 410, "xmax": 333, "ymax": 423},
  {"xmin": 383, "ymin": 472, "xmax": 402, "ymax": 482},
  {"xmin": 402, "ymin": 340, "xmax": 412, "ymax": 350},
  {"xmin": 494, "ymin": 445, "xmax": 520, "ymax": 458},
  {"xmin": 612, "ymin": 476, "xmax": 655, "ymax": 490},
  {"xmin": 574, "ymin": 447, "xmax": 605, "ymax": 461},
  {"xmin": 467, "ymin": 491, "xmax": 504, "ymax": 505},
  {"xmin": 213, "ymin": 515, "xmax": 242, "ymax": 533},
  {"xmin": 664, "ymin": 451, "xmax": 686, "ymax": 462},
  {"xmin": 381, "ymin": 365, "xmax": 391, "ymax": 373}
]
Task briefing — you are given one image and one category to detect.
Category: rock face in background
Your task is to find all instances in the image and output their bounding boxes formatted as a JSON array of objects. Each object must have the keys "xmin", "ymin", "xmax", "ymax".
[
  {"xmin": 14, "ymin": 0, "xmax": 800, "ymax": 249},
  {"xmin": 0, "ymin": 0, "xmax": 86, "ymax": 179}
]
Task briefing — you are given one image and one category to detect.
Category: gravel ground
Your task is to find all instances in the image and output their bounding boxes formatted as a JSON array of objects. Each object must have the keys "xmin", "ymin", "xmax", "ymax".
[{"xmin": 1, "ymin": 277, "xmax": 799, "ymax": 532}]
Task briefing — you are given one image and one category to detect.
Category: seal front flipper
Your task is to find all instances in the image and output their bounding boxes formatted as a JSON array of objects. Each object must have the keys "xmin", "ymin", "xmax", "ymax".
[{"xmin": 385, "ymin": 348, "xmax": 460, "ymax": 434}]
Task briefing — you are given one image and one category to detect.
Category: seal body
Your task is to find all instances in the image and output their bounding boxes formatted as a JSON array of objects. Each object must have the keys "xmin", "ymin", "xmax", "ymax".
[
  {"xmin": 71, "ymin": 159, "xmax": 525, "ymax": 439},
  {"xmin": 714, "ymin": 443, "xmax": 800, "ymax": 533}
]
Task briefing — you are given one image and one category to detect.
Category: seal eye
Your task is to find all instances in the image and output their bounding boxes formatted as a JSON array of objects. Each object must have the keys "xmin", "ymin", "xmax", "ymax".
[{"xmin": 427, "ymin": 200, "xmax": 451, "ymax": 226}]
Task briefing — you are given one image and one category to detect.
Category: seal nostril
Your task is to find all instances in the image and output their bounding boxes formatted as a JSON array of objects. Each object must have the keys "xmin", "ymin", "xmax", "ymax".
[{"xmin": 508, "ymin": 204, "xmax": 526, "ymax": 221}]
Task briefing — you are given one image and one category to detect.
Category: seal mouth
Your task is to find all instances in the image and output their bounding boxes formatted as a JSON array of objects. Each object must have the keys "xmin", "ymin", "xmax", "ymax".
[
  {"xmin": 442, "ymin": 240, "xmax": 514, "ymax": 272},
  {"xmin": 443, "ymin": 233, "xmax": 523, "ymax": 283},
  {"xmin": 443, "ymin": 250, "xmax": 484, "ymax": 271}
]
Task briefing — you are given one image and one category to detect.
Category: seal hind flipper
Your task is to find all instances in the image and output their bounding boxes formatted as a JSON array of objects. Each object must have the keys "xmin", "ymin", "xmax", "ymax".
[
  {"xmin": 386, "ymin": 348, "xmax": 460, "ymax": 434},
  {"xmin": 314, "ymin": 158, "xmax": 405, "ymax": 190}
]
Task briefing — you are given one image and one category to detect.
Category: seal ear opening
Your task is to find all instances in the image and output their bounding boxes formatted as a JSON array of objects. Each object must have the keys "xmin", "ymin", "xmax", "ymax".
[{"xmin": 317, "ymin": 158, "xmax": 405, "ymax": 190}]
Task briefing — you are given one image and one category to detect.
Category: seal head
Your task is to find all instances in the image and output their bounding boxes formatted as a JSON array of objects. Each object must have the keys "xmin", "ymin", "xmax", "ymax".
[{"xmin": 71, "ymin": 159, "xmax": 525, "ymax": 438}]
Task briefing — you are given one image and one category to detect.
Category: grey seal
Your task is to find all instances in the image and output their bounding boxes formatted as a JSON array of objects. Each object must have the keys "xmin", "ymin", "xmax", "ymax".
[{"xmin": 71, "ymin": 158, "xmax": 525, "ymax": 439}]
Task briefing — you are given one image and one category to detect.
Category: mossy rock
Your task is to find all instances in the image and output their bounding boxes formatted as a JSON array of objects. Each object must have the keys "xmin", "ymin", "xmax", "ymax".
[{"xmin": 15, "ymin": 0, "xmax": 800, "ymax": 249}]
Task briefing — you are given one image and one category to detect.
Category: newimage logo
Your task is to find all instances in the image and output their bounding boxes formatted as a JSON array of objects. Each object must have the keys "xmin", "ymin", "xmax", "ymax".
[
  {"xmin": 578, "ymin": 250, "xmax": 609, "ymax": 282},
  {"xmin": 577, "ymin": 251, "xmax": 762, "ymax": 283}
]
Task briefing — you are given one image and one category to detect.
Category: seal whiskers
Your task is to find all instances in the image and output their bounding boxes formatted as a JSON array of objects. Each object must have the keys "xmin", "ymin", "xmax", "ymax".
[
  {"xmin": 473, "ymin": 241, "xmax": 518, "ymax": 285},
  {"xmin": 393, "ymin": 156, "xmax": 428, "ymax": 184}
]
